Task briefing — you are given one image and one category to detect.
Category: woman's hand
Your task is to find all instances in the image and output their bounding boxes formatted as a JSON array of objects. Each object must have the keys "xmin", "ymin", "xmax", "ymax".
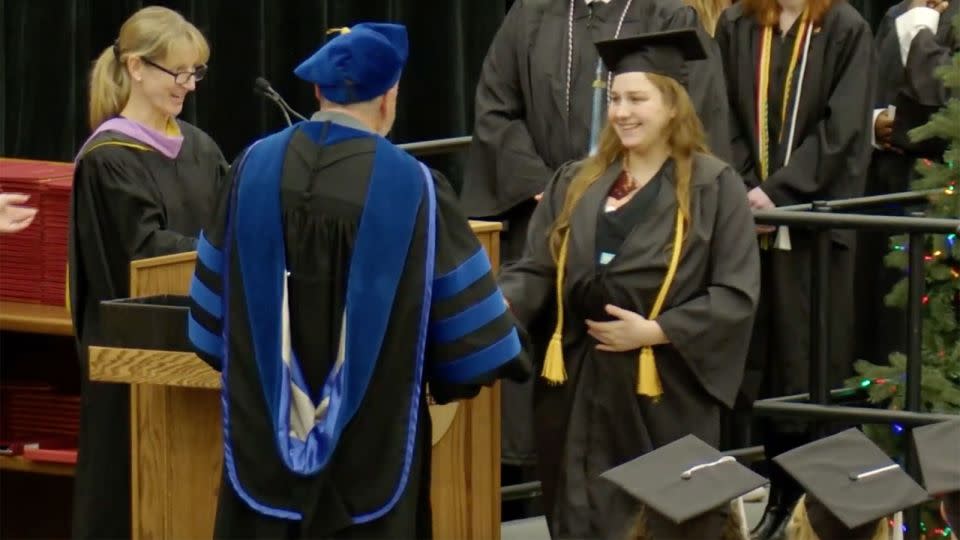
[
  {"xmin": 0, "ymin": 193, "xmax": 38, "ymax": 234},
  {"xmin": 747, "ymin": 187, "xmax": 777, "ymax": 234},
  {"xmin": 586, "ymin": 304, "xmax": 668, "ymax": 352}
]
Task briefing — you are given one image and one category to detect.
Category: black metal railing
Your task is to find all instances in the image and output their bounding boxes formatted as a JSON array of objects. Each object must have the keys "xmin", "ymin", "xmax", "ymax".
[
  {"xmin": 750, "ymin": 204, "xmax": 959, "ymax": 540},
  {"xmin": 776, "ymin": 188, "xmax": 944, "ymax": 212},
  {"xmin": 397, "ymin": 135, "xmax": 472, "ymax": 157}
]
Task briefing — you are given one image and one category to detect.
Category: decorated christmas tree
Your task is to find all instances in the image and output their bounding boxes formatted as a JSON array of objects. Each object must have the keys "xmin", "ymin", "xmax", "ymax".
[{"xmin": 846, "ymin": 11, "xmax": 960, "ymax": 538}]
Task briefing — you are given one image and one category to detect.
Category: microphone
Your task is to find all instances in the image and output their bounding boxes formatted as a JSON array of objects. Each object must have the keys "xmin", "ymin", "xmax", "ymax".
[{"xmin": 254, "ymin": 77, "xmax": 308, "ymax": 126}]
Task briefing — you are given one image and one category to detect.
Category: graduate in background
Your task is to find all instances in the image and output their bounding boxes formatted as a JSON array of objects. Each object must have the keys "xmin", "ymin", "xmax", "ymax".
[
  {"xmin": 187, "ymin": 23, "xmax": 531, "ymax": 538},
  {"xmin": 889, "ymin": 0, "xmax": 957, "ymax": 156},
  {"xmin": 604, "ymin": 435, "xmax": 764, "ymax": 540},
  {"xmin": 499, "ymin": 28, "xmax": 759, "ymax": 539},
  {"xmin": 461, "ymin": 0, "xmax": 734, "ymax": 488},
  {"xmin": 715, "ymin": 2, "xmax": 876, "ymax": 537},
  {"xmin": 775, "ymin": 429, "xmax": 931, "ymax": 540},
  {"xmin": 67, "ymin": 7, "xmax": 225, "ymax": 539}
]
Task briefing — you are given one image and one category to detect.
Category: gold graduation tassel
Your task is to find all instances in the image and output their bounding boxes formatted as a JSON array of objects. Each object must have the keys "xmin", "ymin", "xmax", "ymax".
[
  {"xmin": 636, "ymin": 209, "xmax": 685, "ymax": 399},
  {"xmin": 637, "ymin": 346, "xmax": 662, "ymax": 397},
  {"xmin": 541, "ymin": 233, "xmax": 570, "ymax": 385},
  {"xmin": 326, "ymin": 26, "xmax": 351, "ymax": 36}
]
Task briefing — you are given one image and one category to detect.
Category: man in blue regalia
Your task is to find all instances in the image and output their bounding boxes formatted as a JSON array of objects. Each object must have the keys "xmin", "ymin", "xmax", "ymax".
[{"xmin": 187, "ymin": 22, "xmax": 531, "ymax": 539}]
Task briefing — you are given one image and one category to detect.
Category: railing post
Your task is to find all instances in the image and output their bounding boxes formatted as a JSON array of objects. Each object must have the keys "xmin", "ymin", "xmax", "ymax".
[
  {"xmin": 903, "ymin": 212, "xmax": 926, "ymax": 540},
  {"xmin": 808, "ymin": 202, "xmax": 832, "ymax": 440}
]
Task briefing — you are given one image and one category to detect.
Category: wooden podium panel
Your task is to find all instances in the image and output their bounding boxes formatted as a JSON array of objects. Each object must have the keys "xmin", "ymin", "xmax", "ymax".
[{"xmin": 89, "ymin": 221, "xmax": 503, "ymax": 540}]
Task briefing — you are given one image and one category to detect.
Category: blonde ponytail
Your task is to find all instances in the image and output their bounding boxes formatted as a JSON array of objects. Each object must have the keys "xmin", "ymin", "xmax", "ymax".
[
  {"xmin": 86, "ymin": 6, "xmax": 210, "ymax": 130},
  {"xmin": 88, "ymin": 44, "xmax": 132, "ymax": 129}
]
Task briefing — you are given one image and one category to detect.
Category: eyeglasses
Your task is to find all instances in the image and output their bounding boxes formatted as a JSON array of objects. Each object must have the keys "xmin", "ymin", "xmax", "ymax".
[{"xmin": 141, "ymin": 57, "xmax": 208, "ymax": 85}]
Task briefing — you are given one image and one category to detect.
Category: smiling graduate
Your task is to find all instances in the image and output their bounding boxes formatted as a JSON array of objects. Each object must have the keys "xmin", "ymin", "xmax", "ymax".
[{"xmin": 498, "ymin": 27, "xmax": 760, "ymax": 540}]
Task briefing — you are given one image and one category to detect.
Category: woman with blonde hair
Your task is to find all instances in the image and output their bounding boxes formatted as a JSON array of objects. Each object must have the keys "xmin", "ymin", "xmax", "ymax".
[
  {"xmin": 68, "ymin": 6, "xmax": 225, "ymax": 538},
  {"xmin": 784, "ymin": 495, "xmax": 893, "ymax": 540},
  {"xmin": 499, "ymin": 28, "xmax": 760, "ymax": 539}
]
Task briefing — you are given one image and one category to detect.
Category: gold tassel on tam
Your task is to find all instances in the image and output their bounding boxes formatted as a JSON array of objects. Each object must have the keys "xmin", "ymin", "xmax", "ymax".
[
  {"xmin": 541, "ymin": 233, "xmax": 570, "ymax": 384},
  {"xmin": 636, "ymin": 209, "xmax": 685, "ymax": 399}
]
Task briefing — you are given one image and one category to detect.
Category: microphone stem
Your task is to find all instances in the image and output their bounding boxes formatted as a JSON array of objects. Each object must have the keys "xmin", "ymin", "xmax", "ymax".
[
  {"xmin": 277, "ymin": 95, "xmax": 308, "ymax": 121},
  {"xmin": 279, "ymin": 106, "xmax": 292, "ymax": 127}
]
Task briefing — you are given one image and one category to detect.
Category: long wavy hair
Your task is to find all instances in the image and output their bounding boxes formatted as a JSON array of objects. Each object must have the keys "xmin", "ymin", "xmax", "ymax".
[
  {"xmin": 684, "ymin": 0, "xmax": 731, "ymax": 36},
  {"xmin": 548, "ymin": 73, "xmax": 708, "ymax": 261},
  {"xmin": 785, "ymin": 495, "xmax": 889, "ymax": 540},
  {"xmin": 741, "ymin": 0, "xmax": 834, "ymax": 27},
  {"xmin": 629, "ymin": 504, "xmax": 747, "ymax": 540}
]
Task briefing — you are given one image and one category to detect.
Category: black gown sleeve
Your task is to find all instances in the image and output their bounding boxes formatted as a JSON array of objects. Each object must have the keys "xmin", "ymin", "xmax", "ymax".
[
  {"xmin": 462, "ymin": 2, "xmax": 555, "ymax": 217},
  {"xmin": 664, "ymin": 6, "xmax": 733, "ymax": 163},
  {"xmin": 715, "ymin": 11, "xmax": 762, "ymax": 189},
  {"xmin": 427, "ymin": 172, "xmax": 532, "ymax": 403},
  {"xmin": 187, "ymin": 153, "xmax": 239, "ymax": 370},
  {"xmin": 497, "ymin": 161, "xmax": 577, "ymax": 332},
  {"xmin": 891, "ymin": 17, "xmax": 957, "ymax": 157},
  {"xmin": 82, "ymin": 148, "xmax": 199, "ymax": 259},
  {"xmin": 656, "ymin": 168, "xmax": 761, "ymax": 407},
  {"xmin": 759, "ymin": 16, "xmax": 876, "ymax": 206},
  {"xmin": 901, "ymin": 6, "xmax": 957, "ymax": 109}
]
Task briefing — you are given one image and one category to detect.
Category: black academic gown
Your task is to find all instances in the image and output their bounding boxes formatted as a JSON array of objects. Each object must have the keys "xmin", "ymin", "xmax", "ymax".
[
  {"xmin": 190, "ymin": 122, "xmax": 531, "ymax": 539},
  {"xmin": 715, "ymin": 4, "xmax": 876, "ymax": 413},
  {"xmin": 462, "ymin": 0, "xmax": 733, "ymax": 466},
  {"xmin": 68, "ymin": 120, "xmax": 226, "ymax": 539},
  {"xmin": 499, "ymin": 154, "xmax": 760, "ymax": 540},
  {"xmin": 854, "ymin": 1, "xmax": 916, "ymax": 367},
  {"xmin": 891, "ymin": 1, "xmax": 959, "ymax": 158}
]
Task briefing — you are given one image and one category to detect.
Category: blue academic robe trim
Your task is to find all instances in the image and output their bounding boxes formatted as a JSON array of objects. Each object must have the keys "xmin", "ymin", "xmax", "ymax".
[
  {"xmin": 197, "ymin": 231, "xmax": 223, "ymax": 274},
  {"xmin": 219, "ymin": 120, "xmax": 436, "ymax": 523},
  {"xmin": 188, "ymin": 312, "xmax": 223, "ymax": 359},
  {"xmin": 433, "ymin": 247, "xmax": 491, "ymax": 301},
  {"xmin": 430, "ymin": 289, "xmax": 509, "ymax": 344},
  {"xmin": 189, "ymin": 274, "xmax": 221, "ymax": 319},
  {"xmin": 431, "ymin": 327, "xmax": 522, "ymax": 383}
]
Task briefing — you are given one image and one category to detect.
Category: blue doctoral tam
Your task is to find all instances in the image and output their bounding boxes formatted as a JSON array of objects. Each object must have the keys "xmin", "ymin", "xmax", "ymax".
[{"xmin": 294, "ymin": 22, "xmax": 409, "ymax": 104}]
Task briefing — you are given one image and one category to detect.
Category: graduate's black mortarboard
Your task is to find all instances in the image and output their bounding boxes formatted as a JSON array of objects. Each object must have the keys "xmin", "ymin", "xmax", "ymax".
[
  {"xmin": 601, "ymin": 434, "xmax": 767, "ymax": 527},
  {"xmin": 912, "ymin": 419, "xmax": 960, "ymax": 497},
  {"xmin": 774, "ymin": 428, "xmax": 930, "ymax": 537},
  {"xmin": 294, "ymin": 22, "xmax": 408, "ymax": 104},
  {"xmin": 594, "ymin": 28, "xmax": 708, "ymax": 86}
]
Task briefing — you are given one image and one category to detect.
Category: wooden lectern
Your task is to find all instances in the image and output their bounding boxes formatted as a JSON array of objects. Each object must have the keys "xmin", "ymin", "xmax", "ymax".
[{"xmin": 88, "ymin": 222, "xmax": 503, "ymax": 540}]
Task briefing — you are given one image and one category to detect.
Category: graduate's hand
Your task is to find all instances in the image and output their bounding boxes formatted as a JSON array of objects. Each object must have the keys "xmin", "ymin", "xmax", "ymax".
[
  {"xmin": 534, "ymin": 192, "xmax": 544, "ymax": 202},
  {"xmin": 747, "ymin": 187, "xmax": 775, "ymax": 210},
  {"xmin": 586, "ymin": 304, "xmax": 667, "ymax": 352},
  {"xmin": 875, "ymin": 109, "xmax": 895, "ymax": 145},
  {"xmin": 747, "ymin": 187, "xmax": 777, "ymax": 234},
  {"xmin": 0, "ymin": 193, "xmax": 38, "ymax": 234},
  {"xmin": 910, "ymin": 0, "xmax": 949, "ymax": 12}
]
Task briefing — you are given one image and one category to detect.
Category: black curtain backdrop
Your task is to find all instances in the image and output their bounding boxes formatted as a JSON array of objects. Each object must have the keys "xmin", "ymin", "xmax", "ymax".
[
  {"xmin": 1, "ymin": 0, "xmax": 508, "ymax": 190},
  {"xmin": 2, "ymin": 0, "xmax": 895, "ymax": 189}
]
